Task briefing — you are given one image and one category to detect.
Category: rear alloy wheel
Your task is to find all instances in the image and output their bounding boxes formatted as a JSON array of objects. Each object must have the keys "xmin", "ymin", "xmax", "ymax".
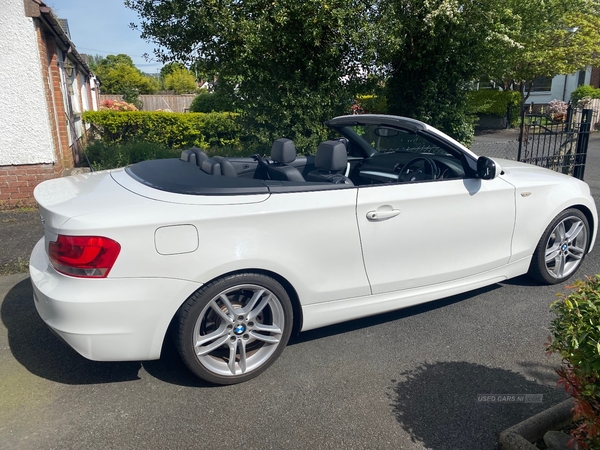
[
  {"xmin": 529, "ymin": 208, "xmax": 590, "ymax": 284},
  {"xmin": 177, "ymin": 273, "xmax": 293, "ymax": 385}
]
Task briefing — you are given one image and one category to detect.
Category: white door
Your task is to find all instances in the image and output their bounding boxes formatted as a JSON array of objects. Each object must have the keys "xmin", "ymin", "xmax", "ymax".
[{"xmin": 356, "ymin": 177, "xmax": 516, "ymax": 294}]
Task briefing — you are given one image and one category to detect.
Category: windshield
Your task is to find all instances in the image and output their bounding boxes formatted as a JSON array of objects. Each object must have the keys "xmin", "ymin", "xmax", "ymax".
[{"xmin": 346, "ymin": 124, "xmax": 451, "ymax": 156}]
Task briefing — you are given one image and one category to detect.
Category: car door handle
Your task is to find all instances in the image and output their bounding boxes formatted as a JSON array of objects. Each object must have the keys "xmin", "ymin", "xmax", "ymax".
[{"xmin": 366, "ymin": 209, "xmax": 401, "ymax": 221}]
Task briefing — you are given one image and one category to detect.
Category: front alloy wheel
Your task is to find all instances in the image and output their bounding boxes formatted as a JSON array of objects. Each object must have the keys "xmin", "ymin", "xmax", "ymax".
[
  {"xmin": 177, "ymin": 273, "xmax": 293, "ymax": 384},
  {"xmin": 529, "ymin": 208, "xmax": 590, "ymax": 284}
]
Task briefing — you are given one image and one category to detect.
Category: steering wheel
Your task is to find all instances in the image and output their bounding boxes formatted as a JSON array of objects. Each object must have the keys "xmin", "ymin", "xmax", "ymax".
[{"xmin": 398, "ymin": 156, "xmax": 438, "ymax": 182}]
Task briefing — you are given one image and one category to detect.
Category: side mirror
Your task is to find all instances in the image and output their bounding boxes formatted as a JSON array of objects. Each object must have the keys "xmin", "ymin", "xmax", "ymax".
[{"xmin": 477, "ymin": 156, "xmax": 500, "ymax": 180}]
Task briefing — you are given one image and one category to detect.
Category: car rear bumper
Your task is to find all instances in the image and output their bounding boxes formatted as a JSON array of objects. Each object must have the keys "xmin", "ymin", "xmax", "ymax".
[{"xmin": 29, "ymin": 238, "xmax": 201, "ymax": 361}]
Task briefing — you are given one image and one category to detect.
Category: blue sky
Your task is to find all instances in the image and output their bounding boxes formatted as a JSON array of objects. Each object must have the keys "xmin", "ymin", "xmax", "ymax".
[{"xmin": 46, "ymin": 0, "xmax": 164, "ymax": 74}]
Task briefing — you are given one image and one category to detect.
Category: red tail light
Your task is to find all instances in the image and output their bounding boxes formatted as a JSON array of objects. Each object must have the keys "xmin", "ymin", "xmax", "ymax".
[{"xmin": 49, "ymin": 235, "xmax": 121, "ymax": 278}]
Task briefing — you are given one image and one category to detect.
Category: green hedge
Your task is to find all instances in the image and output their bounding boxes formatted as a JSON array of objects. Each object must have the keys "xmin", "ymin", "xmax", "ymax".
[
  {"xmin": 469, "ymin": 90, "xmax": 522, "ymax": 127},
  {"xmin": 82, "ymin": 110, "xmax": 241, "ymax": 150},
  {"xmin": 84, "ymin": 140, "xmax": 251, "ymax": 171},
  {"xmin": 85, "ymin": 141, "xmax": 180, "ymax": 170},
  {"xmin": 356, "ymin": 95, "xmax": 387, "ymax": 114},
  {"xmin": 570, "ymin": 85, "xmax": 600, "ymax": 105}
]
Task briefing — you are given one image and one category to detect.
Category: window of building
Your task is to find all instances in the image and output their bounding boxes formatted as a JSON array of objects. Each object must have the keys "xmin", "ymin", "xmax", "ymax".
[
  {"xmin": 530, "ymin": 76, "xmax": 553, "ymax": 92},
  {"xmin": 477, "ymin": 81, "xmax": 497, "ymax": 90}
]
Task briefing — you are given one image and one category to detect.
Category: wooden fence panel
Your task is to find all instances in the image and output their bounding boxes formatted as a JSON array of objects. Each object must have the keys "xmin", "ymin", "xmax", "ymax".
[
  {"xmin": 99, "ymin": 94, "xmax": 197, "ymax": 113},
  {"xmin": 572, "ymin": 98, "xmax": 600, "ymax": 129}
]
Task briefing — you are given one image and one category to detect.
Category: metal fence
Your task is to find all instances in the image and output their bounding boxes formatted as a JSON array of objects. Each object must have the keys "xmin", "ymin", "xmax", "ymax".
[
  {"xmin": 517, "ymin": 108, "xmax": 593, "ymax": 180},
  {"xmin": 470, "ymin": 140, "xmax": 520, "ymax": 160}
]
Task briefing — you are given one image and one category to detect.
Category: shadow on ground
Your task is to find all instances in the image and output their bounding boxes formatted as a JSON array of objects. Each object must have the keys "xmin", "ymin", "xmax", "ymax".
[
  {"xmin": 1, "ymin": 277, "xmax": 223, "ymax": 387},
  {"xmin": 291, "ymin": 284, "xmax": 500, "ymax": 345},
  {"xmin": 1, "ymin": 278, "xmax": 142, "ymax": 384},
  {"xmin": 3, "ymin": 276, "xmax": 506, "ymax": 388},
  {"xmin": 388, "ymin": 361, "xmax": 567, "ymax": 450}
]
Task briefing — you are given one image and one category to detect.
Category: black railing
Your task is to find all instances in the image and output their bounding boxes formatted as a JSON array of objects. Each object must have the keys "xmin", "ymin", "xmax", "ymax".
[{"xmin": 517, "ymin": 108, "xmax": 593, "ymax": 180}]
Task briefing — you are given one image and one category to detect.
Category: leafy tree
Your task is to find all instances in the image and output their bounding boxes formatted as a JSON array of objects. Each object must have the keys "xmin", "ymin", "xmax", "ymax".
[
  {"xmin": 126, "ymin": 0, "xmax": 379, "ymax": 152},
  {"xmin": 97, "ymin": 54, "xmax": 137, "ymax": 69},
  {"xmin": 125, "ymin": 0, "xmax": 600, "ymax": 147},
  {"xmin": 164, "ymin": 66, "xmax": 198, "ymax": 94},
  {"xmin": 159, "ymin": 62, "xmax": 186, "ymax": 80},
  {"xmin": 159, "ymin": 62, "xmax": 186, "ymax": 89},
  {"xmin": 189, "ymin": 90, "xmax": 235, "ymax": 113},
  {"xmin": 383, "ymin": 0, "xmax": 514, "ymax": 145},
  {"xmin": 493, "ymin": 0, "xmax": 600, "ymax": 103},
  {"xmin": 383, "ymin": 0, "xmax": 600, "ymax": 143},
  {"xmin": 85, "ymin": 54, "xmax": 104, "ymax": 71},
  {"xmin": 94, "ymin": 54, "xmax": 159, "ymax": 96}
]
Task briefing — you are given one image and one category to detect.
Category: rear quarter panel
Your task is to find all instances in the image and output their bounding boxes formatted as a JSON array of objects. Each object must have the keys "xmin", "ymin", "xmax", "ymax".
[{"xmin": 58, "ymin": 187, "xmax": 371, "ymax": 306}]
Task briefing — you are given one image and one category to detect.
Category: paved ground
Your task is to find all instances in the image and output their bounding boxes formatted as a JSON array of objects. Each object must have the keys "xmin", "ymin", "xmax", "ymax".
[
  {"xmin": 1, "ymin": 133, "xmax": 599, "ymax": 450},
  {"xmin": 0, "ymin": 210, "xmax": 43, "ymax": 275}
]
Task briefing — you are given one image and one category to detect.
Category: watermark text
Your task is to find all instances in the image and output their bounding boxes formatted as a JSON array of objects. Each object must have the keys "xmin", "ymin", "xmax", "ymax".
[{"xmin": 477, "ymin": 394, "xmax": 543, "ymax": 403}]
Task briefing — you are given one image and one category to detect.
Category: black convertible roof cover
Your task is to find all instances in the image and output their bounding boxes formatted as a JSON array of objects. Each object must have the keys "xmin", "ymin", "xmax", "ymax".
[{"xmin": 126, "ymin": 159, "xmax": 350, "ymax": 195}]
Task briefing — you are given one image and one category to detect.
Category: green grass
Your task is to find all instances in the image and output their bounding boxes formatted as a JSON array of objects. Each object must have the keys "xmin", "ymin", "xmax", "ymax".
[{"xmin": 0, "ymin": 203, "xmax": 37, "ymax": 212}]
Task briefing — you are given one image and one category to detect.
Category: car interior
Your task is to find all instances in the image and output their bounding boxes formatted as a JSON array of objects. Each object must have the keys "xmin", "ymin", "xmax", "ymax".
[{"xmin": 179, "ymin": 123, "xmax": 473, "ymax": 187}]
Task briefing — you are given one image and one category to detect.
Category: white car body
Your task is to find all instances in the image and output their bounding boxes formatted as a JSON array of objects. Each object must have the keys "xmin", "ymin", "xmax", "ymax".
[{"xmin": 29, "ymin": 115, "xmax": 597, "ymax": 382}]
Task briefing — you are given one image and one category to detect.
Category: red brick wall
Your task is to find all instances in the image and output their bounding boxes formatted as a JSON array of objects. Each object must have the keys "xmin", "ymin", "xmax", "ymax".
[
  {"xmin": 2, "ymin": 18, "xmax": 76, "ymax": 208},
  {"xmin": 0, "ymin": 164, "xmax": 61, "ymax": 208},
  {"xmin": 36, "ymin": 22, "xmax": 63, "ymax": 168},
  {"xmin": 45, "ymin": 36, "xmax": 74, "ymax": 170}
]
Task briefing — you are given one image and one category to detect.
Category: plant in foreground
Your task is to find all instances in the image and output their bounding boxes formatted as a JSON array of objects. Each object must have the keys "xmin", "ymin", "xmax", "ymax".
[{"xmin": 547, "ymin": 276, "xmax": 600, "ymax": 449}]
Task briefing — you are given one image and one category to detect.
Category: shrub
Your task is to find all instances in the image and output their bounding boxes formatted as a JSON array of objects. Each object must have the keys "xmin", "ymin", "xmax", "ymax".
[
  {"xmin": 469, "ymin": 90, "xmax": 522, "ymax": 127},
  {"xmin": 82, "ymin": 110, "xmax": 241, "ymax": 150},
  {"xmin": 85, "ymin": 141, "xmax": 179, "ymax": 170},
  {"xmin": 547, "ymin": 277, "xmax": 600, "ymax": 449},
  {"xmin": 355, "ymin": 95, "xmax": 387, "ymax": 114},
  {"xmin": 189, "ymin": 90, "xmax": 235, "ymax": 113},
  {"xmin": 122, "ymin": 87, "xmax": 143, "ymax": 110},
  {"xmin": 570, "ymin": 86, "xmax": 600, "ymax": 105},
  {"xmin": 100, "ymin": 99, "xmax": 138, "ymax": 111},
  {"xmin": 84, "ymin": 140, "xmax": 252, "ymax": 171}
]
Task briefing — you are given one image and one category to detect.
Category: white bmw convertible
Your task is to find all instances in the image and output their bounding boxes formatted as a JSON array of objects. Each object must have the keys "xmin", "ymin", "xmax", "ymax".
[{"xmin": 30, "ymin": 115, "xmax": 597, "ymax": 384}]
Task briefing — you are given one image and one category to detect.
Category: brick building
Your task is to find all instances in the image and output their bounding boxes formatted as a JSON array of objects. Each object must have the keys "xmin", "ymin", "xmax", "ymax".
[{"xmin": 0, "ymin": 0, "xmax": 99, "ymax": 207}]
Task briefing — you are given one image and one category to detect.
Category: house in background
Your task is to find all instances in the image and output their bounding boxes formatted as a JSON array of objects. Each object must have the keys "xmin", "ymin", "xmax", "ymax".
[
  {"xmin": 0, "ymin": 0, "xmax": 99, "ymax": 207},
  {"xmin": 525, "ymin": 67, "xmax": 600, "ymax": 106}
]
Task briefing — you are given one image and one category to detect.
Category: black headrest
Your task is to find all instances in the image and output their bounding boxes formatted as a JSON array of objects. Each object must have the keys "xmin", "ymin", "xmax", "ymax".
[
  {"xmin": 213, "ymin": 156, "xmax": 238, "ymax": 177},
  {"xmin": 201, "ymin": 158, "xmax": 221, "ymax": 175},
  {"xmin": 271, "ymin": 138, "xmax": 296, "ymax": 164},
  {"xmin": 181, "ymin": 147, "xmax": 208, "ymax": 167},
  {"xmin": 181, "ymin": 149, "xmax": 194, "ymax": 162},
  {"xmin": 315, "ymin": 141, "xmax": 347, "ymax": 171}
]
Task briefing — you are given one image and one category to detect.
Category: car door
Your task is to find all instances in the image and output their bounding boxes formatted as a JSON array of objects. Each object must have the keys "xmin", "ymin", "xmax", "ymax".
[{"xmin": 356, "ymin": 176, "xmax": 516, "ymax": 294}]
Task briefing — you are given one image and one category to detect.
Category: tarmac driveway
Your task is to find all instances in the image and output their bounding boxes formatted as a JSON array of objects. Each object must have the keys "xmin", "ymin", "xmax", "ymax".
[
  {"xmin": 1, "ymin": 134, "xmax": 600, "ymax": 450},
  {"xmin": 0, "ymin": 209, "xmax": 43, "ymax": 275}
]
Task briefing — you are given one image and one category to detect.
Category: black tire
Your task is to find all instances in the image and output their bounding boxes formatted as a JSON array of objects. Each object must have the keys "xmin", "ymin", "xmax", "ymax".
[
  {"xmin": 529, "ymin": 208, "xmax": 590, "ymax": 284},
  {"xmin": 176, "ymin": 273, "xmax": 293, "ymax": 385}
]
